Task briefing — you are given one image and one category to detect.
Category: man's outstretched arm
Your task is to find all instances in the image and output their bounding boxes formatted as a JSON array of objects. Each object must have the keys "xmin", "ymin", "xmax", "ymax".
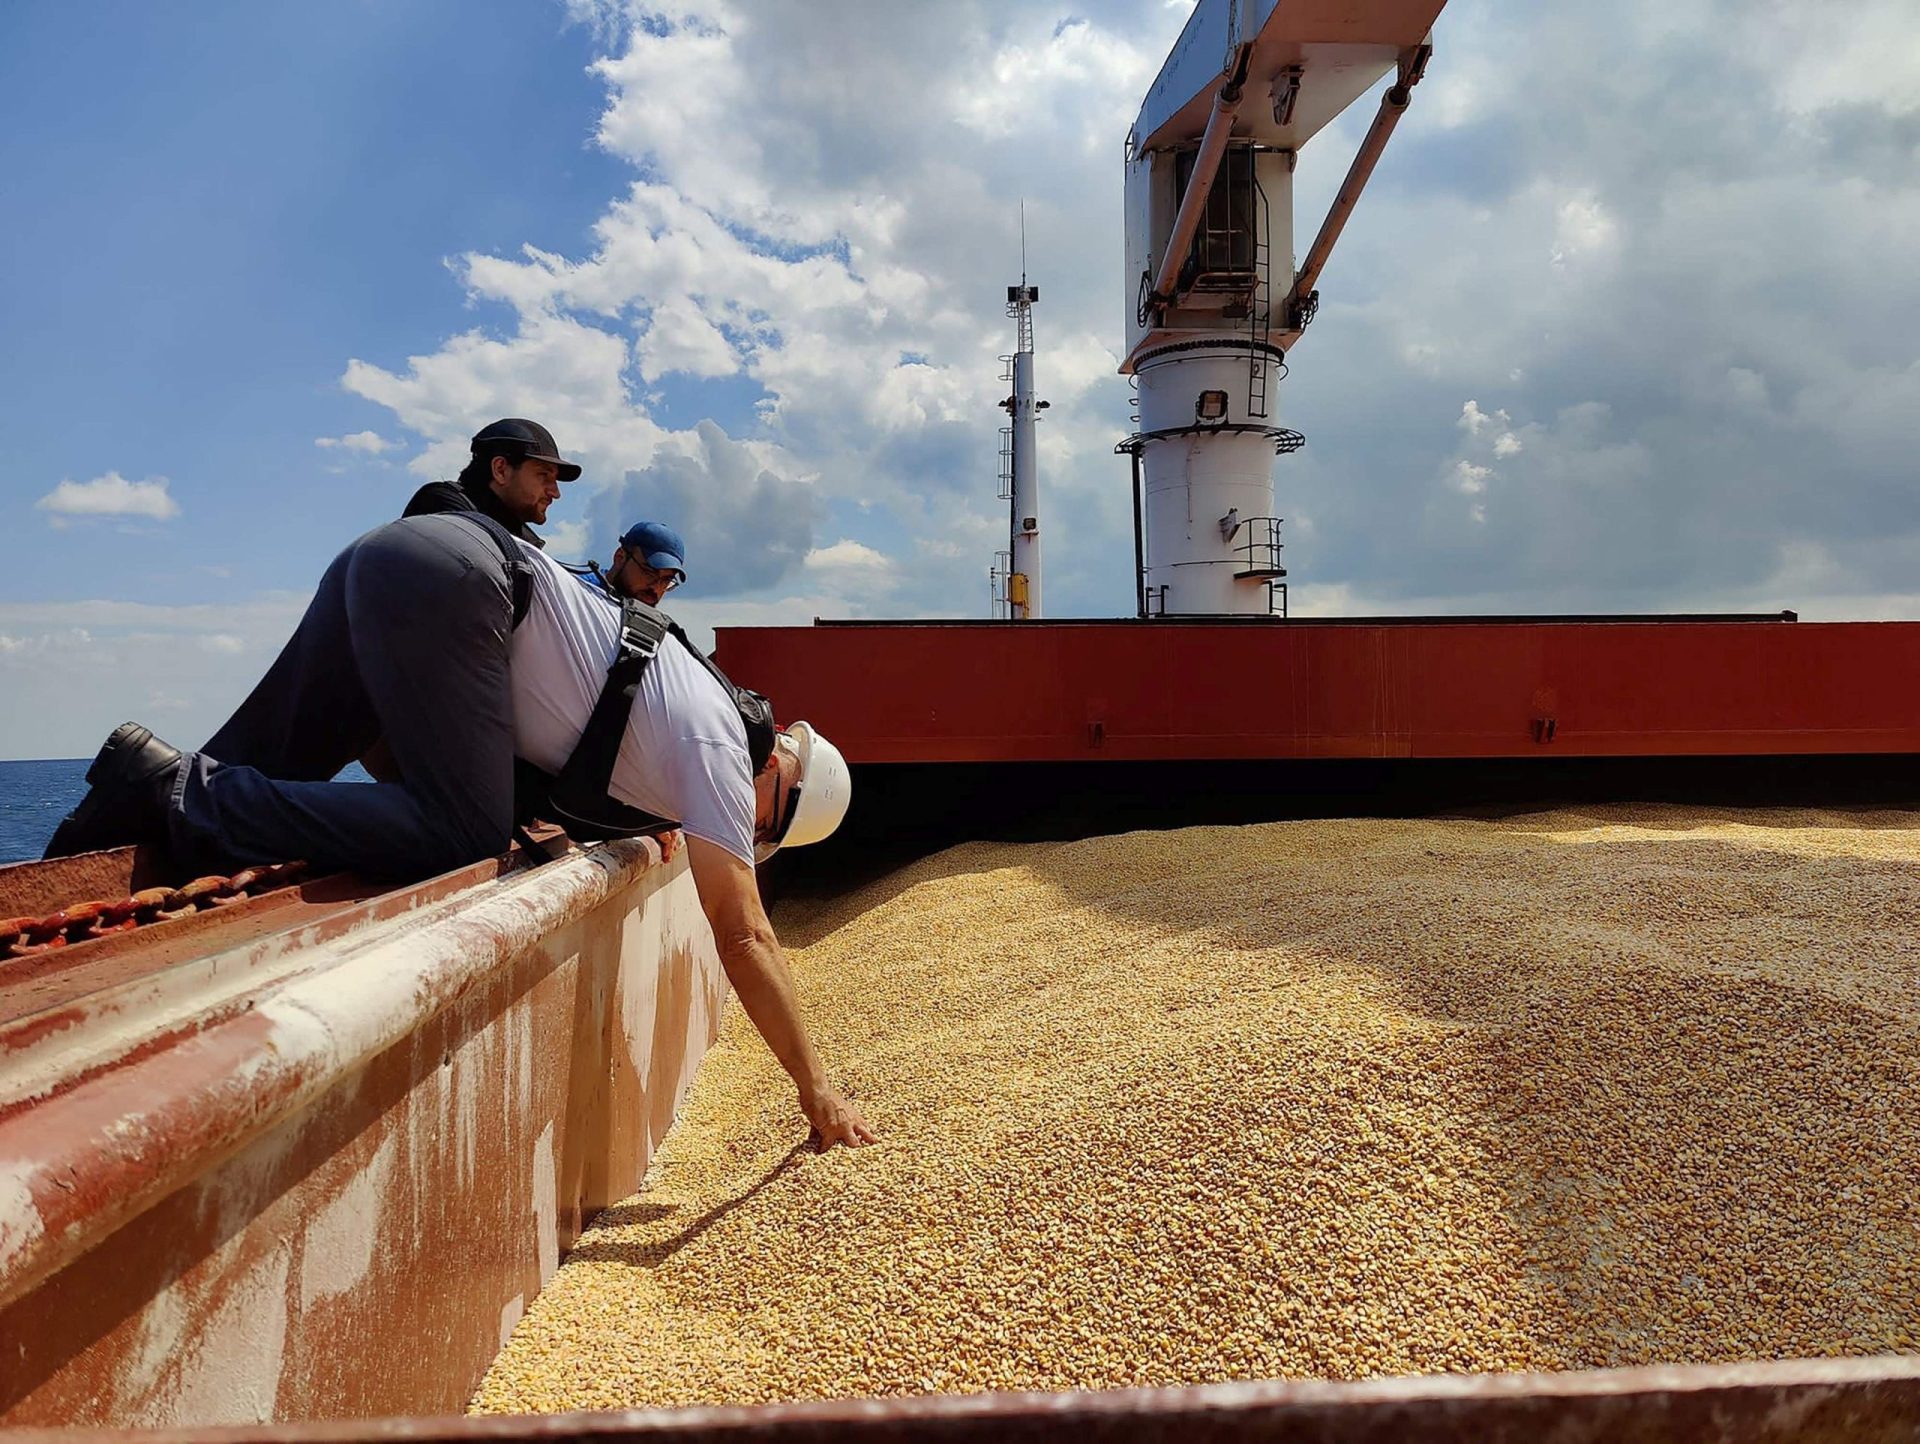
[{"xmin": 684, "ymin": 835, "xmax": 876, "ymax": 1148}]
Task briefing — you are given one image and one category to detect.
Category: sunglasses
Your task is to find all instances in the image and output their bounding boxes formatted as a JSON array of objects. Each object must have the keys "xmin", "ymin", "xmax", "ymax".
[
  {"xmin": 771, "ymin": 766, "xmax": 803, "ymax": 847},
  {"xmin": 764, "ymin": 734, "xmax": 804, "ymax": 850},
  {"xmin": 620, "ymin": 558, "xmax": 681, "ymax": 591}
]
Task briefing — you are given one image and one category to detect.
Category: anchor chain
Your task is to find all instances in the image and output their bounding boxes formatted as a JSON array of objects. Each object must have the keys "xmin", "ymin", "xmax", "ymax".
[{"xmin": 0, "ymin": 860, "xmax": 309, "ymax": 962}]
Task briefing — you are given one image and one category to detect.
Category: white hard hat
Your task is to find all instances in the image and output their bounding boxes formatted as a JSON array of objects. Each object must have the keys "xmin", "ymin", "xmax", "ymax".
[{"xmin": 756, "ymin": 721, "xmax": 851, "ymax": 862}]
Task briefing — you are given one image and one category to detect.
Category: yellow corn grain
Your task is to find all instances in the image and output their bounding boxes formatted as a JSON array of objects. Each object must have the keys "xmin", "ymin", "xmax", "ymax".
[{"xmin": 474, "ymin": 805, "xmax": 1920, "ymax": 1413}]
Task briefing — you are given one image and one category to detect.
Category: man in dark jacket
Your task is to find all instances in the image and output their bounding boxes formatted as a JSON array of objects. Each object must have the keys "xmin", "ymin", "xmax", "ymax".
[
  {"xmin": 46, "ymin": 418, "xmax": 586, "ymax": 878},
  {"xmin": 403, "ymin": 417, "xmax": 581, "ymax": 545},
  {"xmin": 44, "ymin": 509, "xmax": 534, "ymax": 880}
]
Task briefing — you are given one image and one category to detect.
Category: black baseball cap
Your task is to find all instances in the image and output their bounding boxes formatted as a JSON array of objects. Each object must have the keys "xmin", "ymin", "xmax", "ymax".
[{"xmin": 470, "ymin": 418, "xmax": 582, "ymax": 482}]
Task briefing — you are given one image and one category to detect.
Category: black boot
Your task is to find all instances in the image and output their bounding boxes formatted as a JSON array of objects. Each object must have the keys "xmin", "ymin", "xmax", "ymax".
[{"xmin": 43, "ymin": 723, "xmax": 185, "ymax": 859}]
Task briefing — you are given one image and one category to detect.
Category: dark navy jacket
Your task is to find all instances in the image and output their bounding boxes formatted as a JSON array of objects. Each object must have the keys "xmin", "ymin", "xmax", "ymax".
[{"xmin": 402, "ymin": 479, "xmax": 544, "ymax": 548}]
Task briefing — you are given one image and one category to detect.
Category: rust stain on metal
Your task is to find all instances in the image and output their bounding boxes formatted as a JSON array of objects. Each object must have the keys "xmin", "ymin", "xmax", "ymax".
[
  {"xmin": 0, "ymin": 834, "xmax": 729, "ymax": 1431},
  {"xmin": 0, "ymin": 848, "xmax": 141, "ymax": 920},
  {"xmin": 5, "ymin": 1357, "xmax": 1920, "ymax": 1441},
  {"xmin": 0, "ymin": 845, "xmax": 576, "ymax": 1044},
  {"xmin": 0, "ymin": 864, "xmax": 310, "ymax": 966}
]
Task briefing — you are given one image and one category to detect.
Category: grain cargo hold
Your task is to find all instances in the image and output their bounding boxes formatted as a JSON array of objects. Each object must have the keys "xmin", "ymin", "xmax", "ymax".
[{"xmin": 477, "ymin": 808, "xmax": 1920, "ymax": 1412}]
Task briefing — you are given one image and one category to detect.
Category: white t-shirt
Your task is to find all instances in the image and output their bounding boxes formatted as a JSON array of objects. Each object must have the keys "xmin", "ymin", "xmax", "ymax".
[{"xmin": 510, "ymin": 542, "xmax": 757, "ymax": 864}]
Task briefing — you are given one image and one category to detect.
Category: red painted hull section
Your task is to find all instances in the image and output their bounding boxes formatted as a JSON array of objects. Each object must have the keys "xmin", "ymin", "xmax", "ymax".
[
  {"xmin": 0, "ymin": 839, "xmax": 728, "ymax": 1429},
  {"xmin": 713, "ymin": 620, "xmax": 1920, "ymax": 763}
]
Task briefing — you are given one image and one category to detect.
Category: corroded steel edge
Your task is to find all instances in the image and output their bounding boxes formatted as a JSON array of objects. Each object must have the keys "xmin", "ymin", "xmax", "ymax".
[
  {"xmin": 12, "ymin": 1355, "xmax": 1920, "ymax": 1442},
  {"xmin": 0, "ymin": 861, "xmax": 311, "ymax": 961},
  {"xmin": 0, "ymin": 847, "xmax": 141, "ymax": 921},
  {"xmin": 0, "ymin": 855, "xmax": 534, "ymax": 1096},
  {"xmin": 0, "ymin": 839, "xmax": 661, "ymax": 1312},
  {"xmin": 0, "ymin": 834, "xmax": 729, "ymax": 1427}
]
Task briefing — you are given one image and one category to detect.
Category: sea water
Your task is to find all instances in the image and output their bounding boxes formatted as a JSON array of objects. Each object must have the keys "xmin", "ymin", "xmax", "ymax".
[
  {"xmin": 0, "ymin": 758, "xmax": 89, "ymax": 865},
  {"xmin": 0, "ymin": 758, "xmax": 373, "ymax": 866}
]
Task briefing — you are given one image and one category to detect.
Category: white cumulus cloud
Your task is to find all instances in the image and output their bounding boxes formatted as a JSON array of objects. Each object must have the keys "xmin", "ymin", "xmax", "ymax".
[
  {"xmin": 35, "ymin": 472, "xmax": 180, "ymax": 521},
  {"xmin": 1551, "ymin": 190, "xmax": 1621, "ymax": 267},
  {"xmin": 314, "ymin": 430, "xmax": 397, "ymax": 454},
  {"xmin": 327, "ymin": 0, "xmax": 1920, "ymax": 626},
  {"xmin": 1452, "ymin": 460, "xmax": 1492, "ymax": 495},
  {"xmin": 1458, "ymin": 400, "xmax": 1502, "ymax": 435},
  {"xmin": 806, "ymin": 539, "xmax": 894, "ymax": 572},
  {"xmin": 335, "ymin": 2, "xmax": 1191, "ymax": 625}
]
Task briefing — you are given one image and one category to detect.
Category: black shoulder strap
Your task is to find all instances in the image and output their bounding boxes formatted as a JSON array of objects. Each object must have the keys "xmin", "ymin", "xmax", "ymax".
[
  {"xmin": 542, "ymin": 599, "xmax": 677, "ymax": 839},
  {"xmin": 662, "ymin": 617, "xmax": 778, "ymax": 773},
  {"xmin": 534, "ymin": 598, "xmax": 776, "ymax": 842},
  {"xmin": 457, "ymin": 513, "xmax": 534, "ymax": 628}
]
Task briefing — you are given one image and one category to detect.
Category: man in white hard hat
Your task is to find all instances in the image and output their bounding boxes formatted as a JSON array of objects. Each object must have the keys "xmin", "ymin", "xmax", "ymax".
[
  {"xmin": 752, "ymin": 720, "xmax": 847, "ymax": 861},
  {"xmin": 508, "ymin": 539, "xmax": 873, "ymax": 1150}
]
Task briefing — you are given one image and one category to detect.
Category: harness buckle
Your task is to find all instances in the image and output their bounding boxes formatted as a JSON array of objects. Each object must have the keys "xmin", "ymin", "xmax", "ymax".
[{"xmin": 615, "ymin": 601, "xmax": 669, "ymax": 664}]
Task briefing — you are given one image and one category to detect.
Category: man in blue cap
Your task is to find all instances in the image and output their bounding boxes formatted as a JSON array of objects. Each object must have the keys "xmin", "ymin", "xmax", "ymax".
[{"xmin": 586, "ymin": 521, "xmax": 687, "ymax": 607}]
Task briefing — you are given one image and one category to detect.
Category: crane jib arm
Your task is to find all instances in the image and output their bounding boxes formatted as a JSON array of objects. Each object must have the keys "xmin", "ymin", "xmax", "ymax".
[
  {"xmin": 1127, "ymin": 0, "xmax": 1445, "ymax": 337},
  {"xmin": 1130, "ymin": 0, "xmax": 1445, "ymax": 155}
]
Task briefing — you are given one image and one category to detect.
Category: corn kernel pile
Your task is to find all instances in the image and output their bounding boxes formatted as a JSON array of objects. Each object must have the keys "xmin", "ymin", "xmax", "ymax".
[{"xmin": 476, "ymin": 806, "xmax": 1920, "ymax": 1412}]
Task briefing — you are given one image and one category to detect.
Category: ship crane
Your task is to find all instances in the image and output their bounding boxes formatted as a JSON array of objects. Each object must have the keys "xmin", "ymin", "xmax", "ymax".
[
  {"xmin": 715, "ymin": 0, "xmax": 1920, "ymax": 846},
  {"xmin": 1121, "ymin": 0, "xmax": 1441, "ymax": 618}
]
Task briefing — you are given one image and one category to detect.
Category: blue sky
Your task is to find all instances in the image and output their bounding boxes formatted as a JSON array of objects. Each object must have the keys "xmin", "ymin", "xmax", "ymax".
[
  {"xmin": 1, "ymin": 1, "xmax": 632, "ymax": 608},
  {"xmin": 3, "ymin": 0, "xmax": 1917, "ymax": 760}
]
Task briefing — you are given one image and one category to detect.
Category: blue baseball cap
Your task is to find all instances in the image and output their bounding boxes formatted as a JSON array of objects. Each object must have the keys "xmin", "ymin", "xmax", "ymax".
[{"xmin": 619, "ymin": 521, "xmax": 686, "ymax": 579}]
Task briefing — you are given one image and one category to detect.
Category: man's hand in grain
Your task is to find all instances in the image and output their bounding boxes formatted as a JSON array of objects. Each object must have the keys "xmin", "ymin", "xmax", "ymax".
[{"xmin": 804, "ymin": 1084, "xmax": 877, "ymax": 1149}]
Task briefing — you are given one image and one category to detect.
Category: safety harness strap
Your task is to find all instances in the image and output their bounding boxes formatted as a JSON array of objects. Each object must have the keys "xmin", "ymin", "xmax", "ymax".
[
  {"xmin": 542, "ymin": 600, "xmax": 676, "ymax": 839},
  {"xmin": 459, "ymin": 513, "xmax": 535, "ymax": 628},
  {"xmin": 669, "ymin": 619, "xmax": 777, "ymax": 774},
  {"xmin": 526, "ymin": 596, "xmax": 780, "ymax": 845}
]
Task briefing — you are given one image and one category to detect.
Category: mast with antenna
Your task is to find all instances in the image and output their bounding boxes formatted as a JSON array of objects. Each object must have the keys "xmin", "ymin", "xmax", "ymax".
[{"xmin": 996, "ymin": 203, "xmax": 1044, "ymax": 620}]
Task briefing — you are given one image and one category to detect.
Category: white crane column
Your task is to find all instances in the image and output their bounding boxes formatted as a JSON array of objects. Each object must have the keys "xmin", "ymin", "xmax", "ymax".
[
  {"xmin": 1119, "ymin": 0, "xmax": 1440, "ymax": 618},
  {"xmin": 1125, "ymin": 146, "xmax": 1296, "ymax": 616}
]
